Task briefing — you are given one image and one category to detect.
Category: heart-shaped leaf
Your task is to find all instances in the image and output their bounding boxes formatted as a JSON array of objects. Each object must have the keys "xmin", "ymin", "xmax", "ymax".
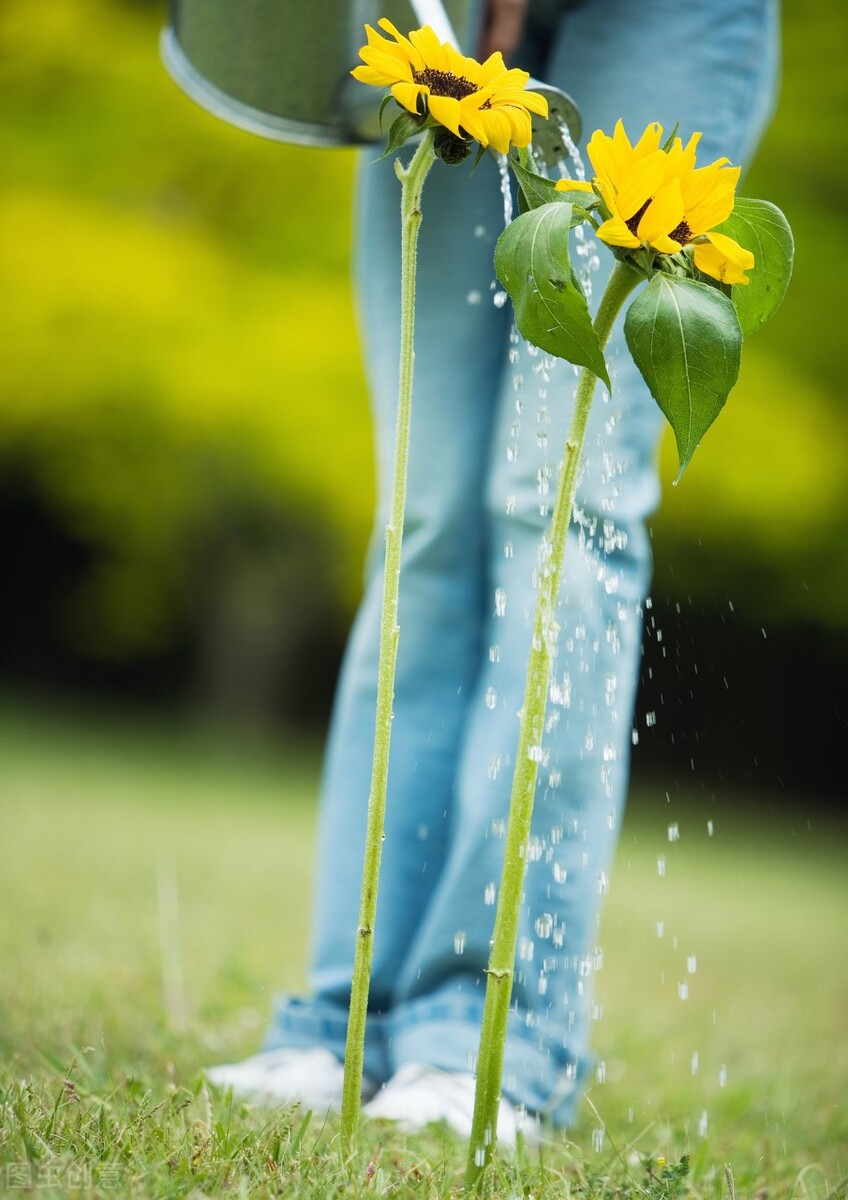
[
  {"xmin": 716, "ymin": 197, "xmax": 794, "ymax": 335},
  {"xmin": 495, "ymin": 202, "xmax": 608, "ymax": 387},
  {"xmin": 625, "ymin": 275, "xmax": 742, "ymax": 478}
]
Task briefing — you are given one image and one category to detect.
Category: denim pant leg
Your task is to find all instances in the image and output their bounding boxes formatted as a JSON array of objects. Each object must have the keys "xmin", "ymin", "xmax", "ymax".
[{"xmin": 265, "ymin": 149, "xmax": 515, "ymax": 1082}]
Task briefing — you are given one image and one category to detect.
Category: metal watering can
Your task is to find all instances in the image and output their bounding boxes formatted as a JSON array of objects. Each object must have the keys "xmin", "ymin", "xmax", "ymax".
[{"xmin": 161, "ymin": 0, "xmax": 581, "ymax": 159}]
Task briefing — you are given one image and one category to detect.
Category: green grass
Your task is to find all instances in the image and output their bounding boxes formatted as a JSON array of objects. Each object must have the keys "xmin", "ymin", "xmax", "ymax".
[{"xmin": 1, "ymin": 701, "xmax": 846, "ymax": 1197}]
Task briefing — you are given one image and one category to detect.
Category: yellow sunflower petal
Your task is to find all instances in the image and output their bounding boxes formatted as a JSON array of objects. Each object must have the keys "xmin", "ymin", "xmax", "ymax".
[
  {"xmin": 499, "ymin": 65, "xmax": 532, "ymax": 88},
  {"xmin": 684, "ymin": 164, "xmax": 740, "ymax": 234},
  {"xmin": 673, "ymin": 131, "xmax": 701, "ymax": 175},
  {"xmin": 498, "ymin": 104, "xmax": 533, "ymax": 149},
  {"xmin": 444, "ymin": 43, "xmax": 486, "ymax": 85},
  {"xmin": 694, "ymin": 231, "xmax": 754, "ymax": 284},
  {"xmin": 355, "ymin": 46, "xmax": 415, "ymax": 84},
  {"xmin": 585, "ymin": 128, "xmax": 619, "ymax": 188},
  {"xmin": 478, "ymin": 106, "xmax": 517, "ymax": 153},
  {"xmin": 476, "ymin": 51, "xmax": 510, "ymax": 85},
  {"xmin": 630, "ymin": 121, "xmax": 664, "ymax": 162},
  {"xmin": 374, "ymin": 18, "xmax": 426, "ymax": 72},
  {"xmin": 614, "ymin": 150, "xmax": 673, "ymax": 221},
  {"xmin": 636, "ymin": 177, "xmax": 684, "ymax": 249},
  {"xmin": 426, "ymin": 93, "xmax": 464, "ymax": 138},
  {"xmin": 351, "ymin": 64, "xmax": 388, "ymax": 86},
  {"xmin": 409, "ymin": 24, "xmax": 448, "ymax": 70},
  {"xmin": 391, "ymin": 80, "xmax": 427, "ymax": 114},
  {"xmin": 555, "ymin": 179, "xmax": 595, "ymax": 193},
  {"xmin": 597, "ymin": 216, "xmax": 641, "ymax": 249}
]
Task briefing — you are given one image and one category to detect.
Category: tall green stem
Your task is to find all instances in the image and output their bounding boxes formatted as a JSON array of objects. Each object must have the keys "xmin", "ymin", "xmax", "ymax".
[
  {"xmin": 465, "ymin": 259, "xmax": 639, "ymax": 1188},
  {"xmin": 340, "ymin": 129, "xmax": 437, "ymax": 1161}
]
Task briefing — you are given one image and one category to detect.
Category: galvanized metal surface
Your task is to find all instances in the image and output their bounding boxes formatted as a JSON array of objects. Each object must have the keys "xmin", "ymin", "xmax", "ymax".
[{"xmin": 162, "ymin": 0, "xmax": 580, "ymax": 154}]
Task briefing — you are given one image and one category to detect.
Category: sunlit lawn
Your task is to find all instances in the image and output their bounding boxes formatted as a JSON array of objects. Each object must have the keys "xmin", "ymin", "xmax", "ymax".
[{"xmin": 1, "ymin": 699, "xmax": 846, "ymax": 1197}]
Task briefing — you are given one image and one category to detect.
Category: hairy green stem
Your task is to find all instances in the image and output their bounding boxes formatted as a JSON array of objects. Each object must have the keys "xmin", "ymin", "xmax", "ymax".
[
  {"xmin": 465, "ymin": 259, "xmax": 639, "ymax": 1188},
  {"xmin": 340, "ymin": 129, "xmax": 437, "ymax": 1161}
]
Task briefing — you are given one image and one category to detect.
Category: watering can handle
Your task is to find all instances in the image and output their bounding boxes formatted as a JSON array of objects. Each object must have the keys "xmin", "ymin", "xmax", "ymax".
[{"xmin": 408, "ymin": 0, "xmax": 460, "ymax": 47}]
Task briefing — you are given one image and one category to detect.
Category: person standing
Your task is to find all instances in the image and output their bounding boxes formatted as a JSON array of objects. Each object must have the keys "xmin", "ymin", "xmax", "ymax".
[{"xmin": 209, "ymin": 0, "xmax": 780, "ymax": 1137}]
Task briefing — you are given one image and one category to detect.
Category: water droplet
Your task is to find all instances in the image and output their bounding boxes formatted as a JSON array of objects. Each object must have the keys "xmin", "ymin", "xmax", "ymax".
[
  {"xmin": 668, "ymin": 822, "xmax": 680, "ymax": 843},
  {"xmin": 473, "ymin": 223, "xmax": 487, "ymax": 238},
  {"xmin": 631, "ymin": 729, "xmax": 640, "ymax": 745},
  {"xmin": 646, "ymin": 711, "xmax": 657, "ymax": 727},
  {"xmin": 657, "ymin": 855, "xmax": 666, "ymax": 877},
  {"xmin": 488, "ymin": 644, "xmax": 500, "ymax": 663},
  {"xmin": 487, "ymin": 755, "xmax": 501, "ymax": 780},
  {"xmin": 466, "ymin": 289, "xmax": 482, "ymax": 306},
  {"xmin": 534, "ymin": 912, "xmax": 553, "ymax": 938},
  {"xmin": 719, "ymin": 1064, "xmax": 728, "ymax": 1088},
  {"xmin": 592, "ymin": 1126, "xmax": 605, "ymax": 1152},
  {"xmin": 678, "ymin": 980, "xmax": 689, "ymax": 1000},
  {"xmin": 698, "ymin": 1111, "xmax": 709, "ymax": 1136},
  {"xmin": 656, "ymin": 920, "xmax": 664, "ymax": 938},
  {"xmin": 484, "ymin": 881, "xmax": 496, "ymax": 906},
  {"xmin": 707, "ymin": 819, "xmax": 715, "ymax": 836},
  {"xmin": 474, "ymin": 1147, "xmax": 486, "ymax": 1167},
  {"xmin": 492, "ymin": 290, "xmax": 509, "ymax": 309},
  {"xmin": 691, "ymin": 1051, "xmax": 699, "ymax": 1075},
  {"xmin": 454, "ymin": 931, "xmax": 466, "ymax": 954},
  {"xmin": 485, "ymin": 687, "xmax": 497, "ymax": 710},
  {"xmin": 518, "ymin": 936, "xmax": 534, "ymax": 961},
  {"xmin": 596, "ymin": 870, "xmax": 609, "ymax": 895},
  {"xmin": 595, "ymin": 1060, "xmax": 607, "ymax": 1084},
  {"xmin": 687, "ymin": 955, "xmax": 697, "ymax": 974},
  {"xmin": 552, "ymin": 862, "xmax": 568, "ymax": 884},
  {"xmin": 494, "ymin": 587, "xmax": 507, "ymax": 617},
  {"xmin": 503, "ymin": 540, "xmax": 514, "ymax": 559},
  {"xmin": 537, "ymin": 974, "xmax": 548, "ymax": 995},
  {"xmin": 527, "ymin": 745, "xmax": 544, "ymax": 762}
]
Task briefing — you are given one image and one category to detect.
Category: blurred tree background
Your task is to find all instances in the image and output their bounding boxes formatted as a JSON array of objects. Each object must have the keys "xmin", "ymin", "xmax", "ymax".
[{"xmin": 1, "ymin": 0, "xmax": 845, "ymax": 797}]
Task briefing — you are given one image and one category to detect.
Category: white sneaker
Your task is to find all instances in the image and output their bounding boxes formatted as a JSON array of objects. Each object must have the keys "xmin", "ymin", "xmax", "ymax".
[
  {"xmin": 363, "ymin": 1062, "xmax": 541, "ymax": 1148},
  {"xmin": 205, "ymin": 1047, "xmax": 375, "ymax": 1111}
]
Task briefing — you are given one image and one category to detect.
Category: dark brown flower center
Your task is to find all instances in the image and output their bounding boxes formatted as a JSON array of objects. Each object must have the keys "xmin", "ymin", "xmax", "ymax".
[
  {"xmin": 668, "ymin": 219, "xmax": 693, "ymax": 245},
  {"xmin": 413, "ymin": 67, "xmax": 479, "ymax": 100},
  {"xmin": 625, "ymin": 199, "xmax": 651, "ymax": 238}
]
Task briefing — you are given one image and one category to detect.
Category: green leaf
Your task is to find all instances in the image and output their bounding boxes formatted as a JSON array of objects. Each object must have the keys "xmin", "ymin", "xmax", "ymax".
[
  {"xmin": 716, "ymin": 197, "xmax": 794, "ymax": 335},
  {"xmin": 624, "ymin": 275, "xmax": 742, "ymax": 478},
  {"xmin": 511, "ymin": 159, "xmax": 593, "ymax": 221},
  {"xmin": 495, "ymin": 202, "xmax": 609, "ymax": 387},
  {"xmin": 378, "ymin": 111, "xmax": 423, "ymax": 160}
]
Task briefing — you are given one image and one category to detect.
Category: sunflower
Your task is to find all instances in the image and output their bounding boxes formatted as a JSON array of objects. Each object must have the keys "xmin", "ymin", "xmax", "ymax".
[
  {"xmin": 352, "ymin": 19, "xmax": 548, "ymax": 155},
  {"xmin": 558, "ymin": 120, "xmax": 754, "ymax": 285}
]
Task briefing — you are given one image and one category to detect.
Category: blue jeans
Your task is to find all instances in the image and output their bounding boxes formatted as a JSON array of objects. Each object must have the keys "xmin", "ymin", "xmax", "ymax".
[{"xmin": 266, "ymin": 0, "xmax": 780, "ymax": 1126}]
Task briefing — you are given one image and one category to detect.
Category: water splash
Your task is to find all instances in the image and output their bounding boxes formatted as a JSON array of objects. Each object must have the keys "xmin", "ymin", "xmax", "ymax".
[{"xmin": 497, "ymin": 153, "xmax": 513, "ymax": 226}]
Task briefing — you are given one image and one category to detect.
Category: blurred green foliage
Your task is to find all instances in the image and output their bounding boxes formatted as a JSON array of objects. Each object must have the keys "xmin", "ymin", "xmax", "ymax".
[{"xmin": 0, "ymin": 0, "xmax": 845, "ymax": 686}]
